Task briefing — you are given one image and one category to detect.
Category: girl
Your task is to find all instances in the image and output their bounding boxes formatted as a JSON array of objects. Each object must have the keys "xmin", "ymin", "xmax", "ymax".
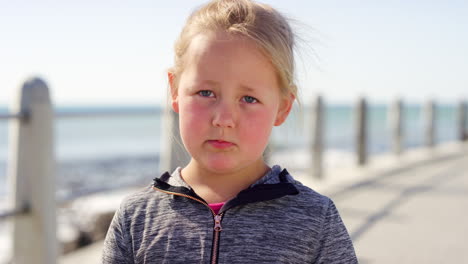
[{"xmin": 103, "ymin": 0, "xmax": 357, "ymax": 263}]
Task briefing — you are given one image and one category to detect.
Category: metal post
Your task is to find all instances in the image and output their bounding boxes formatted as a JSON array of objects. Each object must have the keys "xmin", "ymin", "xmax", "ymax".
[
  {"xmin": 310, "ymin": 95, "xmax": 324, "ymax": 179},
  {"xmin": 159, "ymin": 106, "xmax": 191, "ymax": 173},
  {"xmin": 355, "ymin": 97, "xmax": 368, "ymax": 166},
  {"xmin": 457, "ymin": 100, "xmax": 467, "ymax": 141},
  {"xmin": 390, "ymin": 98, "xmax": 404, "ymax": 154},
  {"xmin": 7, "ymin": 77, "xmax": 57, "ymax": 264},
  {"xmin": 424, "ymin": 100, "xmax": 436, "ymax": 147}
]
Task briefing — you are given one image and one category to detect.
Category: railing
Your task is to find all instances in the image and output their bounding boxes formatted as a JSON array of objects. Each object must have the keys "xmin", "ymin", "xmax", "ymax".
[
  {"xmin": 0, "ymin": 205, "xmax": 29, "ymax": 218},
  {"xmin": 0, "ymin": 77, "xmax": 186, "ymax": 264},
  {"xmin": 55, "ymin": 108, "xmax": 161, "ymax": 118},
  {"xmin": 0, "ymin": 77, "xmax": 467, "ymax": 263},
  {"xmin": 0, "ymin": 112, "xmax": 26, "ymax": 120},
  {"xmin": 308, "ymin": 96, "xmax": 467, "ymax": 178},
  {"xmin": 0, "ymin": 78, "xmax": 56, "ymax": 264}
]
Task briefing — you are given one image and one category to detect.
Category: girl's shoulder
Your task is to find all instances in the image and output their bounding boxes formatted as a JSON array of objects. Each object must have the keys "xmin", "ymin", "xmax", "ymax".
[
  {"xmin": 293, "ymin": 180, "xmax": 331, "ymax": 203},
  {"xmin": 117, "ymin": 184, "xmax": 167, "ymax": 212},
  {"xmin": 287, "ymin": 178, "xmax": 339, "ymax": 218}
]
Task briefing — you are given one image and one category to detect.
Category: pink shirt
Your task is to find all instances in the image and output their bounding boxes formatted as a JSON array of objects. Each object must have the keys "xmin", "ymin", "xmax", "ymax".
[{"xmin": 208, "ymin": 202, "xmax": 225, "ymax": 215}]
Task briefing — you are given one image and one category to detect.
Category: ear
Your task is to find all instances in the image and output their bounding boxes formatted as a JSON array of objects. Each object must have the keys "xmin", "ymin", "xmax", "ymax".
[
  {"xmin": 274, "ymin": 93, "xmax": 295, "ymax": 126},
  {"xmin": 168, "ymin": 71, "xmax": 179, "ymax": 113}
]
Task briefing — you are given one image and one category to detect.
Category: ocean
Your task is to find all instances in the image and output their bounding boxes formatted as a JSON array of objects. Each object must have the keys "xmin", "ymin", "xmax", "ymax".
[{"xmin": 0, "ymin": 103, "xmax": 461, "ymax": 202}]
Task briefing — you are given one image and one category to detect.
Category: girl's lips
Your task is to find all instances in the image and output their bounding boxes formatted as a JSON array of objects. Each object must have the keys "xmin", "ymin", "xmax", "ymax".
[{"xmin": 207, "ymin": 140, "xmax": 235, "ymax": 149}]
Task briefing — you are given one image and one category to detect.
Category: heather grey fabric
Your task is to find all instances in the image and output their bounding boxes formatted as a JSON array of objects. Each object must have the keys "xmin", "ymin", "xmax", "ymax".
[{"xmin": 102, "ymin": 165, "xmax": 358, "ymax": 263}]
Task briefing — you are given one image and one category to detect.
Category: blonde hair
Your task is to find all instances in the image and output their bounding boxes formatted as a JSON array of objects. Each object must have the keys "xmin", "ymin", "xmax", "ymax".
[{"xmin": 169, "ymin": 0, "xmax": 298, "ymax": 101}]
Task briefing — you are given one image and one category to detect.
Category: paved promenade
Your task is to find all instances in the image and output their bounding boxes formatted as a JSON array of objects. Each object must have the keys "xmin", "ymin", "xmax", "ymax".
[
  {"xmin": 330, "ymin": 152, "xmax": 468, "ymax": 263},
  {"xmin": 61, "ymin": 143, "xmax": 468, "ymax": 263}
]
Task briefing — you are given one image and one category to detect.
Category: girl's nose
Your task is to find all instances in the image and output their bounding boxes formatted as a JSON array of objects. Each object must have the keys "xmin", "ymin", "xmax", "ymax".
[{"xmin": 212, "ymin": 102, "xmax": 236, "ymax": 128}]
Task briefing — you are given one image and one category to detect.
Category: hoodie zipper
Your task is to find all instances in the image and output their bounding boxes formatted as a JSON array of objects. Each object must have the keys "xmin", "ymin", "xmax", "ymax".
[
  {"xmin": 211, "ymin": 214, "xmax": 223, "ymax": 264},
  {"xmin": 152, "ymin": 186, "xmax": 224, "ymax": 264}
]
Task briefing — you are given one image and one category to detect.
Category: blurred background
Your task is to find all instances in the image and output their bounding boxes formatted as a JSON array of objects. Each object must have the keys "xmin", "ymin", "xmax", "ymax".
[{"xmin": 1, "ymin": 0, "xmax": 467, "ymax": 263}]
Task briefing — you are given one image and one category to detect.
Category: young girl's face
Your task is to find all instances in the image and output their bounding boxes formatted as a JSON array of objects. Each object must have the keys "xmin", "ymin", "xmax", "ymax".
[{"xmin": 170, "ymin": 32, "xmax": 293, "ymax": 175}]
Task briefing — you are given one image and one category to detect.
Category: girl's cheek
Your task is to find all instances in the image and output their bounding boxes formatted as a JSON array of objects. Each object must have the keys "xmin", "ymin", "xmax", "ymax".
[
  {"xmin": 180, "ymin": 95, "xmax": 206, "ymax": 110},
  {"xmin": 242, "ymin": 112, "xmax": 274, "ymax": 137},
  {"xmin": 190, "ymin": 99, "xmax": 211, "ymax": 113},
  {"xmin": 181, "ymin": 99, "xmax": 211, "ymax": 121}
]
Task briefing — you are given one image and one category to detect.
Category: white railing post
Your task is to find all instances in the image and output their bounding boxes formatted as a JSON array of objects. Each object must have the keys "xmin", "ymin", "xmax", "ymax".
[
  {"xmin": 159, "ymin": 107, "xmax": 191, "ymax": 173},
  {"xmin": 7, "ymin": 77, "xmax": 57, "ymax": 263},
  {"xmin": 424, "ymin": 100, "xmax": 436, "ymax": 148},
  {"xmin": 390, "ymin": 98, "xmax": 404, "ymax": 155},
  {"xmin": 310, "ymin": 95, "xmax": 324, "ymax": 179},
  {"xmin": 355, "ymin": 97, "xmax": 368, "ymax": 166},
  {"xmin": 457, "ymin": 100, "xmax": 467, "ymax": 141}
]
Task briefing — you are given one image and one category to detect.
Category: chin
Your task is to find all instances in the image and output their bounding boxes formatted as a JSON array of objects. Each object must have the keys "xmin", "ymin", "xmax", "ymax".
[
  {"xmin": 205, "ymin": 163, "xmax": 237, "ymax": 174},
  {"xmin": 202, "ymin": 158, "xmax": 241, "ymax": 174}
]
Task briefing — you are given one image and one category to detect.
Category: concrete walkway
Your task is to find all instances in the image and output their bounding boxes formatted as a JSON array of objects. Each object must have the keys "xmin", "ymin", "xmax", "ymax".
[
  {"xmin": 60, "ymin": 241, "xmax": 104, "ymax": 264},
  {"xmin": 330, "ymin": 153, "xmax": 468, "ymax": 263},
  {"xmin": 61, "ymin": 144, "xmax": 468, "ymax": 263}
]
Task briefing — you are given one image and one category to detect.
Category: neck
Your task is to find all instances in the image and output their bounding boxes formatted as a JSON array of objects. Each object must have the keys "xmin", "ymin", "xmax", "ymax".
[{"xmin": 181, "ymin": 159, "xmax": 270, "ymax": 204}]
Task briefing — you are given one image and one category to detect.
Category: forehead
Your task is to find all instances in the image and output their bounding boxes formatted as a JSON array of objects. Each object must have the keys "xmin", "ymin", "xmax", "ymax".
[
  {"xmin": 181, "ymin": 31, "xmax": 280, "ymax": 88},
  {"xmin": 186, "ymin": 32, "xmax": 267, "ymax": 63}
]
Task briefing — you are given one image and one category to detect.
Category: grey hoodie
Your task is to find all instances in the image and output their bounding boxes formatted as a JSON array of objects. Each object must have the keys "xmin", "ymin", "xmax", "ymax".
[{"xmin": 102, "ymin": 165, "xmax": 358, "ymax": 263}]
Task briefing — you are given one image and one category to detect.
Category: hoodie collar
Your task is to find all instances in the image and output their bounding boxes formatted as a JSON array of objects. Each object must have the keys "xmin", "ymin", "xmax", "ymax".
[
  {"xmin": 163, "ymin": 164, "xmax": 295, "ymax": 189},
  {"xmin": 153, "ymin": 165, "xmax": 299, "ymax": 210}
]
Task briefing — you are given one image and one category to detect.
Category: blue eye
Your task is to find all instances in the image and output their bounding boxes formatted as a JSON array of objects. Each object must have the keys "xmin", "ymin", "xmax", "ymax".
[
  {"xmin": 243, "ymin": 96, "xmax": 258, "ymax": 104},
  {"xmin": 198, "ymin": 90, "xmax": 213, "ymax": 97}
]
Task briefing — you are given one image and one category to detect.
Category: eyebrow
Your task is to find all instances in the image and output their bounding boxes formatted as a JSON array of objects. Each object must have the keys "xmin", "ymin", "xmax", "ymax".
[{"xmin": 239, "ymin": 84, "xmax": 255, "ymax": 93}]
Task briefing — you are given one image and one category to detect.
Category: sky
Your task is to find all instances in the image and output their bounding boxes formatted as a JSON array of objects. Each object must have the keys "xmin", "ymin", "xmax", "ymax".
[{"xmin": 1, "ymin": 0, "xmax": 467, "ymax": 106}]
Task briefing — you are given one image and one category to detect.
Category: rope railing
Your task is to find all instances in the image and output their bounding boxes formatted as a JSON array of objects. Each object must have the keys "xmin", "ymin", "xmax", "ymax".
[
  {"xmin": 0, "ymin": 205, "xmax": 30, "ymax": 220},
  {"xmin": 54, "ymin": 108, "xmax": 161, "ymax": 118},
  {"xmin": 0, "ymin": 109, "xmax": 160, "ymax": 120},
  {"xmin": 0, "ymin": 111, "xmax": 27, "ymax": 120}
]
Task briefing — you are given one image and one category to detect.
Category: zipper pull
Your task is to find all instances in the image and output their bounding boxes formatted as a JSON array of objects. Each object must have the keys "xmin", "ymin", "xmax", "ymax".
[{"xmin": 213, "ymin": 214, "xmax": 223, "ymax": 231}]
